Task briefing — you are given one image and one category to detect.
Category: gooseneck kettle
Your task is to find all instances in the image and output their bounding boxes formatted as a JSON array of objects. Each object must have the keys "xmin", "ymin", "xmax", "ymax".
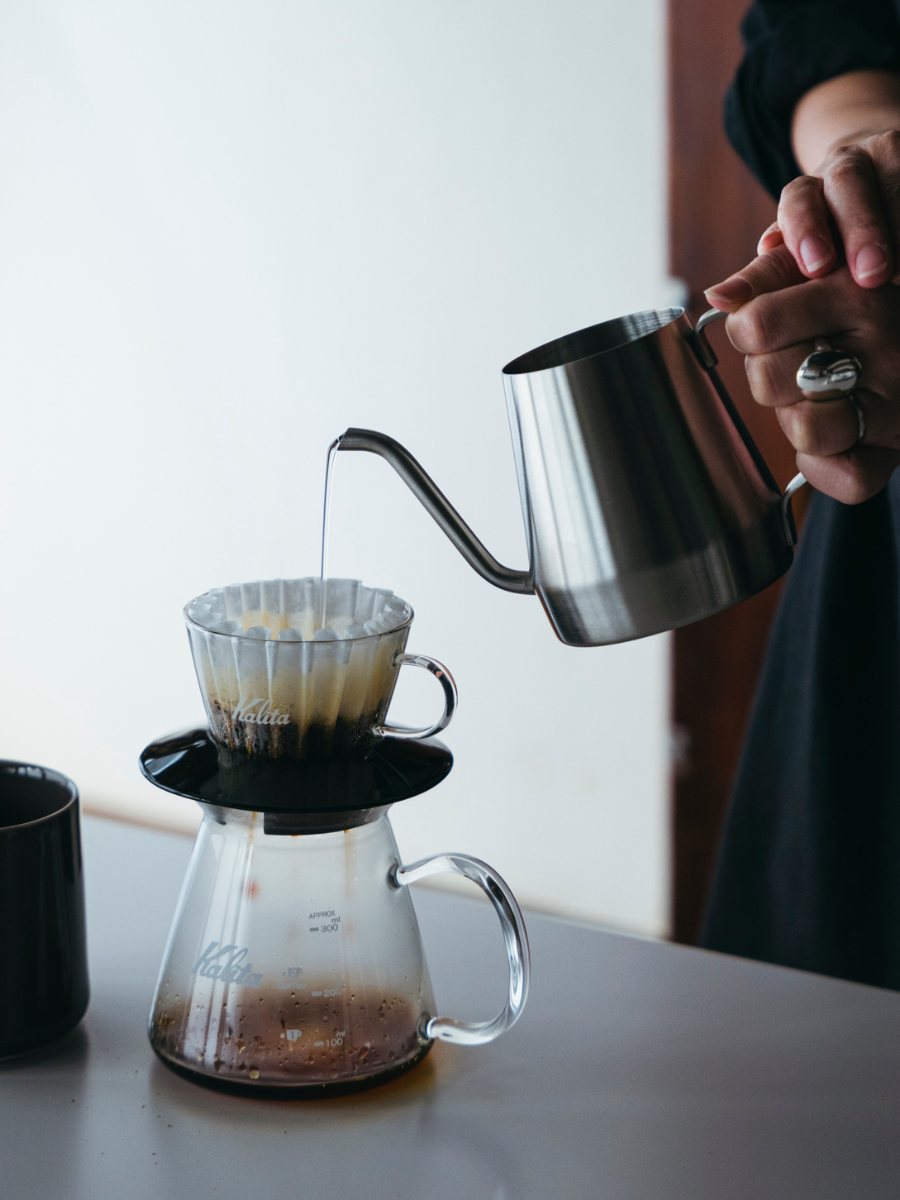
[{"xmin": 338, "ymin": 307, "xmax": 813, "ymax": 647}]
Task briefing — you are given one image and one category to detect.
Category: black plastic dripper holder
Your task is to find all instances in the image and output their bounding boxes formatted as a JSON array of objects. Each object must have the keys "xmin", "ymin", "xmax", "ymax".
[{"xmin": 140, "ymin": 728, "xmax": 453, "ymax": 819}]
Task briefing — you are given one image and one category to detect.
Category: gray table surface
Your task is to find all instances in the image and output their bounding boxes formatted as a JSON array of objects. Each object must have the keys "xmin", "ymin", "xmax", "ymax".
[{"xmin": 2, "ymin": 816, "xmax": 900, "ymax": 1199}]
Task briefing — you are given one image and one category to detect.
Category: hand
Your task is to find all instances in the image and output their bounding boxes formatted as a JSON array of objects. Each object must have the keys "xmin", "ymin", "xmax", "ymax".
[
  {"xmin": 773, "ymin": 72, "xmax": 900, "ymax": 289},
  {"xmin": 704, "ymin": 243, "xmax": 900, "ymax": 504},
  {"xmin": 756, "ymin": 129, "xmax": 900, "ymax": 290}
]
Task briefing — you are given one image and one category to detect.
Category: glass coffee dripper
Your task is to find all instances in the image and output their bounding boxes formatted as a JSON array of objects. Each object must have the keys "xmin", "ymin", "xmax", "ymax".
[
  {"xmin": 184, "ymin": 576, "xmax": 457, "ymax": 759},
  {"xmin": 141, "ymin": 578, "xmax": 530, "ymax": 1097}
]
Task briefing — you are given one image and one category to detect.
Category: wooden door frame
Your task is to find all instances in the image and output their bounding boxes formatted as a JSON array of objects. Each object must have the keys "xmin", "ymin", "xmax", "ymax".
[{"xmin": 667, "ymin": 0, "xmax": 804, "ymax": 941}]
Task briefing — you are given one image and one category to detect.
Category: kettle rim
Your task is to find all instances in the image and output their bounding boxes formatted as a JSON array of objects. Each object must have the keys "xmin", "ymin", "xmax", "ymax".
[{"xmin": 502, "ymin": 306, "xmax": 686, "ymax": 376}]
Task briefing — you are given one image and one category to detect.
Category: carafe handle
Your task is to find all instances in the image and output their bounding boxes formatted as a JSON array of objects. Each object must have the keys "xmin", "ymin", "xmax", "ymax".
[
  {"xmin": 377, "ymin": 652, "xmax": 458, "ymax": 741},
  {"xmin": 390, "ymin": 853, "xmax": 530, "ymax": 1046}
]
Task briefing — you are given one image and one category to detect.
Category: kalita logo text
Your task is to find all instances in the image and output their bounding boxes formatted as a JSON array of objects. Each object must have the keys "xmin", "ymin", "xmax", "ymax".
[{"xmin": 231, "ymin": 697, "xmax": 291, "ymax": 726}]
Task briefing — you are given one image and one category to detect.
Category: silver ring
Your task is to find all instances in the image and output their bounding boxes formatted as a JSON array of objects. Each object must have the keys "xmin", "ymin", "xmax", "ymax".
[
  {"xmin": 796, "ymin": 346, "xmax": 862, "ymax": 394},
  {"xmin": 797, "ymin": 343, "xmax": 865, "ymax": 446}
]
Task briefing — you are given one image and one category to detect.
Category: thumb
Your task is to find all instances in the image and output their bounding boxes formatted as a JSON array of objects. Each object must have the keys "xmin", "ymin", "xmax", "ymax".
[{"xmin": 704, "ymin": 242, "xmax": 807, "ymax": 313}]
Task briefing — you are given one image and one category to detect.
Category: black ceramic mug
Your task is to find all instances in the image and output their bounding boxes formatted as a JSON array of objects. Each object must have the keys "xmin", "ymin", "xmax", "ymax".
[{"xmin": 0, "ymin": 762, "xmax": 89, "ymax": 1057}]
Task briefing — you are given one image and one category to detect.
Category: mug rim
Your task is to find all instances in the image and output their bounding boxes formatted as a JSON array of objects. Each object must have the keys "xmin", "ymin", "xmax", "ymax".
[
  {"xmin": 502, "ymin": 306, "xmax": 686, "ymax": 376},
  {"xmin": 0, "ymin": 761, "xmax": 79, "ymax": 831}
]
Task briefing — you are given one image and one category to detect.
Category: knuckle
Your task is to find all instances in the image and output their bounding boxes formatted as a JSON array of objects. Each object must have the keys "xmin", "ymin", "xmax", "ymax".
[
  {"xmin": 746, "ymin": 353, "xmax": 786, "ymax": 404},
  {"xmin": 828, "ymin": 155, "xmax": 866, "ymax": 189},
  {"xmin": 828, "ymin": 142, "xmax": 867, "ymax": 171},
  {"xmin": 781, "ymin": 175, "xmax": 821, "ymax": 200},
  {"xmin": 768, "ymin": 248, "xmax": 801, "ymax": 287},
  {"xmin": 736, "ymin": 302, "xmax": 775, "ymax": 353},
  {"xmin": 869, "ymin": 128, "xmax": 900, "ymax": 160},
  {"xmin": 778, "ymin": 175, "xmax": 824, "ymax": 216}
]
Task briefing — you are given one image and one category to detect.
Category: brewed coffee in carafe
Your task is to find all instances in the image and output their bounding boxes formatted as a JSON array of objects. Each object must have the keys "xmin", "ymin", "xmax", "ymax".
[
  {"xmin": 145, "ymin": 578, "xmax": 529, "ymax": 1097},
  {"xmin": 150, "ymin": 807, "xmax": 438, "ymax": 1091}
]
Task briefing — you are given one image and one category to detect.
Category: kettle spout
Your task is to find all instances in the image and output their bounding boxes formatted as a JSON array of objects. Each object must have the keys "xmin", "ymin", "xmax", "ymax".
[{"xmin": 337, "ymin": 428, "xmax": 534, "ymax": 595}]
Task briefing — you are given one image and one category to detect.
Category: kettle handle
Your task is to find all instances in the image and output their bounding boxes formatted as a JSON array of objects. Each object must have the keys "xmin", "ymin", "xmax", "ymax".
[
  {"xmin": 695, "ymin": 307, "xmax": 808, "ymax": 546},
  {"xmin": 390, "ymin": 852, "xmax": 530, "ymax": 1046}
]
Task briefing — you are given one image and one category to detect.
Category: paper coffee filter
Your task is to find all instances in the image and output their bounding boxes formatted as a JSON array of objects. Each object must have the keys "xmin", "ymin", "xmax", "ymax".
[{"xmin": 185, "ymin": 578, "xmax": 412, "ymax": 758}]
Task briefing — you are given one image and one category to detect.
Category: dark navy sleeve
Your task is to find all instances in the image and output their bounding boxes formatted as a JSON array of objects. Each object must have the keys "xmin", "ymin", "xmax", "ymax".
[{"xmin": 727, "ymin": 0, "xmax": 900, "ymax": 196}]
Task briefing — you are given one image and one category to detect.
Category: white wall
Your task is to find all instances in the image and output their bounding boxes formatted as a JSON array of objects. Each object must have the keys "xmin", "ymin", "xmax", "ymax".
[{"xmin": 0, "ymin": 0, "xmax": 672, "ymax": 936}]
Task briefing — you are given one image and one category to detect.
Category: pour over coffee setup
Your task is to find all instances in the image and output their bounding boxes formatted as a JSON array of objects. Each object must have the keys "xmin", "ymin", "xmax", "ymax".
[
  {"xmin": 133, "ymin": 303, "xmax": 859, "ymax": 1098},
  {"xmin": 141, "ymin": 578, "xmax": 529, "ymax": 1097}
]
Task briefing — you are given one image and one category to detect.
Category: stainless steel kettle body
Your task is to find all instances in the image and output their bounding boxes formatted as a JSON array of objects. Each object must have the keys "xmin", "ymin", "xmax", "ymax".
[{"xmin": 339, "ymin": 307, "xmax": 804, "ymax": 647}]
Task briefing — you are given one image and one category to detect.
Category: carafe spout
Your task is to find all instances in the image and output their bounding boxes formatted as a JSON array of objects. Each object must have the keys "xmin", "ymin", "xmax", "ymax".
[{"xmin": 337, "ymin": 428, "xmax": 534, "ymax": 595}]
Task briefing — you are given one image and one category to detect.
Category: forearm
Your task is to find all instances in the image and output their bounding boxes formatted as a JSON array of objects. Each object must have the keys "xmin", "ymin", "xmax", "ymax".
[{"xmin": 792, "ymin": 69, "xmax": 900, "ymax": 172}]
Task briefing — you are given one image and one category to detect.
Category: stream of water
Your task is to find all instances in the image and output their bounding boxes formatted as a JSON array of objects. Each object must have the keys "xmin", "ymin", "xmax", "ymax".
[{"xmin": 318, "ymin": 436, "xmax": 342, "ymax": 629}]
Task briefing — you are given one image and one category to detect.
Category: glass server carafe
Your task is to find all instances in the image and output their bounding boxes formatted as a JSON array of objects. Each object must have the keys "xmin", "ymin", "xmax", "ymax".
[{"xmin": 148, "ymin": 804, "xmax": 529, "ymax": 1096}]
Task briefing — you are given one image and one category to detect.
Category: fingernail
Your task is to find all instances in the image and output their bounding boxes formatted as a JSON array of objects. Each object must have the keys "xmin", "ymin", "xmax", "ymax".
[
  {"xmin": 800, "ymin": 235, "xmax": 833, "ymax": 273},
  {"xmin": 856, "ymin": 244, "xmax": 888, "ymax": 279},
  {"xmin": 758, "ymin": 229, "xmax": 783, "ymax": 254},
  {"xmin": 704, "ymin": 277, "xmax": 753, "ymax": 305}
]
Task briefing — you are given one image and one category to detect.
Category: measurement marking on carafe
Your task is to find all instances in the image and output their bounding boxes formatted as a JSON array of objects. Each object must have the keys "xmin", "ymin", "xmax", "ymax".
[
  {"xmin": 308, "ymin": 910, "xmax": 341, "ymax": 934},
  {"xmin": 314, "ymin": 1032, "xmax": 345, "ymax": 1050},
  {"xmin": 276, "ymin": 967, "xmax": 305, "ymax": 989},
  {"xmin": 279, "ymin": 1029, "xmax": 302, "ymax": 1042}
]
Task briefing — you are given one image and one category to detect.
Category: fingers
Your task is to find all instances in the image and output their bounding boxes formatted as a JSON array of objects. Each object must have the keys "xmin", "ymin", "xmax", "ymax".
[
  {"xmin": 776, "ymin": 133, "xmax": 900, "ymax": 290},
  {"xmin": 725, "ymin": 265, "xmax": 877, "ymax": 354},
  {"xmin": 795, "ymin": 446, "xmax": 900, "ymax": 505},
  {"xmin": 777, "ymin": 176, "xmax": 839, "ymax": 277},
  {"xmin": 821, "ymin": 143, "xmax": 893, "ymax": 287},
  {"xmin": 779, "ymin": 388, "xmax": 900, "ymax": 454},
  {"xmin": 743, "ymin": 324, "xmax": 900, "ymax": 452},
  {"xmin": 776, "ymin": 396, "xmax": 863, "ymax": 455},
  {"xmin": 745, "ymin": 340, "xmax": 869, "ymax": 409},
  {"xmin": 704, "ymin": 242, "xmax": 806, "ymax": 313},
  {"xmin": 744, "ymin": 342, "xmax": 817, "ymax": 406}
]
